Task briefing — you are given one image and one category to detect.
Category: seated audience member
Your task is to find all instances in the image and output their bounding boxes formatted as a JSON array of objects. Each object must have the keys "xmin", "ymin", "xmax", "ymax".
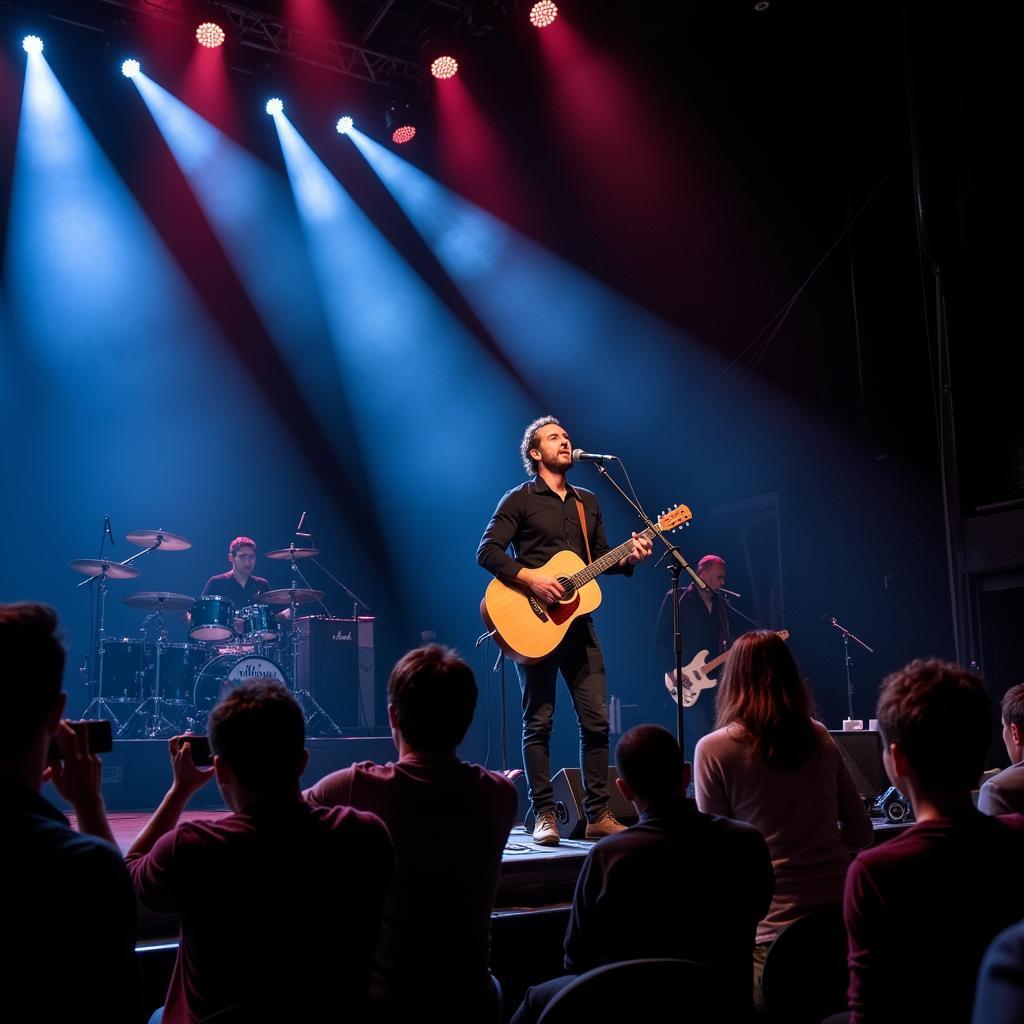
[
  {"xmin": 512, "ymin": 724, "xmax": 774, "ymax": 1024},
  {"xmin": 694, "ymin": 630, "xmax": 872, "ymax": 1004},
  {"xmin": 0, "ymin": 602, "xmax": 138, "ymax": 1023},
  {"xmin": 972, "ymin": 918, "xmax": 1024, "ymax": 1024},
  {"xmin": 126, "ymin": 678, "xmax": 393, "ymax": 1024},
  {"xmin": 844, "ymin": 659, "xmax": 1024, "ymax": 1024},
  {"xmin": 305, "ymin": 645, "xmax": 518, "ymax": 1023},
  {"xmin": 979, "ymin": 682, "xmax": 1024, "ymax": 814}
]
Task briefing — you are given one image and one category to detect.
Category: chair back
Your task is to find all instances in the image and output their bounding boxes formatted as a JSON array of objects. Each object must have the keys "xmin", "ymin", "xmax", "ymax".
[
  {"xmin": 761, "ymin": 905, "xmax": 849, "ymax": 1024},
  {"xmin": 537, "ymin": 958, "xmax": 725, "ymax": 1024}
]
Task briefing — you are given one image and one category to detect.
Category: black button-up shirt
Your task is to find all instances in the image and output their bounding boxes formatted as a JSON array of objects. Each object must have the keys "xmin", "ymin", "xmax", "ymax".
[{"xmin": 476, "ymin": 477, "xmax": 633, "ymax": 583}]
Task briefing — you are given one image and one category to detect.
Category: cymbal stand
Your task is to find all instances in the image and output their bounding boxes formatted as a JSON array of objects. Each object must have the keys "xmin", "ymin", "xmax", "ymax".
[
  {"xmin": 283, "ymin": 553, "xmax": 342, "ymax": 737},
  {"xmin": 118, "ymin": 598, "xmax": 179, "ymax": 738},
  {"xmin": 81, "ymin": 563, "xmax": 124, "ymax": 728}
]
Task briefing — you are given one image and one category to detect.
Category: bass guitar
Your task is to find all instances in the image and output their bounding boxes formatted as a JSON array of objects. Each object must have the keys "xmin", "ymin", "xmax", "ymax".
[
  {"xmin": 665, "ymin": 629, "xmax": 791, "ymax": 707},
  {"xmin": 481, "ymin": 504, "xmax": 692, "ymax": 665}
]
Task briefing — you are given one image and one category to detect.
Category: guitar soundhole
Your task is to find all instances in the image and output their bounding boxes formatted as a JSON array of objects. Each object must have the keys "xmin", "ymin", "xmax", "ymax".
[{"xmin": 556, "ymin": 577, "xmax": 576, "ymax": 603}]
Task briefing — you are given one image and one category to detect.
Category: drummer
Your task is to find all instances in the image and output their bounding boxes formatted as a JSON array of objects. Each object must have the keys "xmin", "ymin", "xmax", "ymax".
[{"xmin": 200, "ymin": 536, "xmax": 290, "ymax": 630}]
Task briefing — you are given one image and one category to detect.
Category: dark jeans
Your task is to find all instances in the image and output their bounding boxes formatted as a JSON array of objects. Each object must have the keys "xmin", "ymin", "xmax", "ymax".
[{"xmin": 517, "ymin": 617, "xmax": 610, "ymax": 820}]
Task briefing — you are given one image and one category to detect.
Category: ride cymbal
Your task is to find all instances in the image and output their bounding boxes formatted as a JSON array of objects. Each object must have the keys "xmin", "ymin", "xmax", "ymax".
[
  {"xmin": 125, "ymin": 529, "xmax": 192, "ymax": 551},
  {"xmin": 68, "ymin": 558, "xmax": 141, "ymax": 580},
  {"xmin": 259, "ymin": 588, "xmax": 324, "ymax": 606},
  {"xmin": 123, "ymin": 591, "xmax": 195, "ymax": 611},
  {"xmin": 264, "ymin": 547, "xmax": 320, "ymax": 560}
]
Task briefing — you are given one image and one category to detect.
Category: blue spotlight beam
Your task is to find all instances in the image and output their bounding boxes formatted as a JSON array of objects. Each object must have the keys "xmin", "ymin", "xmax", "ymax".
[
  {"xmin": 346, "ymin": 128, "xmax": 746, "ymax": 455},
  {"xmin": 128, "ymin": 72, "xmax": 396, "ymax": 589},
  {"xmin": 2, "ymin": 53, "xmax": 359, "ymax": 616},
  {"xmin": 271, "ymin": 111, "xmax": 533, "ymax": 635}
]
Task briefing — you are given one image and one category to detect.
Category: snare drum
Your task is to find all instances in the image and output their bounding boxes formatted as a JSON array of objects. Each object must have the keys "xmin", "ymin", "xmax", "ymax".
[
  {"xmin": 189, "ymin": 595, "xmax": 235, "ymax": 642},
  {"xmin": 238, "ymin": 604, "xmax": 279, "ymax": 642},
  {"xmin": 192, "ymin": 654, "xmax": 288, "ymax": 718},
  {"xmin": 97, "ymin": 637, "xmax": 146, "ymax": 701}
]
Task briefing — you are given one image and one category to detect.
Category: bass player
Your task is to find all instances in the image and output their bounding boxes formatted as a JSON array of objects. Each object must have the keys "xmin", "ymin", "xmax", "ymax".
[
  {"xmin": 476, "ymin": 417, "xmax": 652, "ymax": 846},
  {"xmin": 655, "ymin": 554, "xmax": 732, "ymax": 758}
]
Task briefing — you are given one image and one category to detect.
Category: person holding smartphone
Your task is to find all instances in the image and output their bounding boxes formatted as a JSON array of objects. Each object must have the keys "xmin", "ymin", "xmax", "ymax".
[{"xmin": 1, "ymin": 602, "xmax": 139, "ymax": 1023}]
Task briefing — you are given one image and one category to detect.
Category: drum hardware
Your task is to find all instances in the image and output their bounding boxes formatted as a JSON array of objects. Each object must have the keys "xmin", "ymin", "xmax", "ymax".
[
  {"xmin": 117, "ymin": 600, "xmax": 195, "ymax": 738},
  {"xmin": 263, "ymin": 519, "xmax": 374, "ymax": 736},
  {"xmin": 260, "ymin": 568, "xmax": 340, "ymax": 735},
  {"xmin": 73, "ymin": 555, "xmax": 142, "ymax": 729},
  {"xmin": 73, "ymin": 522, "xmax": 191, "ymax": 729}
]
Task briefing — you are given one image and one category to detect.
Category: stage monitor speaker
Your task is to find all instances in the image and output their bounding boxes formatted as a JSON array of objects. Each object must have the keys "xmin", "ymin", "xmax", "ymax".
[
  {"xmin": 829, "ymin": 729, "xmax": 888, "ymax": 800},
  {"xmin": 294, "ymin": 616, "xmax": 375, "ymax": 729},
  {"xmin": 551, "ymin": 767, "xmax": 639, "ymax": 839}
]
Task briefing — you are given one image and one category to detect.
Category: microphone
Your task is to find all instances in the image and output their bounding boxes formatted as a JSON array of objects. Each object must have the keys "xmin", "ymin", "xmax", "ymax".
[
  {"xmin": 295, "ymin": 511, "xmax": 311, "ymax": 539},
  {"xmin": 104, "ymin": 515, "xmax": 114, "ymax": 547},
  {"xmin": 572, "ymin": 449, "xmax": 619, "ymax": 464},
  {"xmin": 719, "ymin": 587, "xmax": 742, "ymax": 599}
]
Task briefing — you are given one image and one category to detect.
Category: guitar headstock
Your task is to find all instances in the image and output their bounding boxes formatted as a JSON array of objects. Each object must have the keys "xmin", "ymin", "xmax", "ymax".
[{"xmin": 657, "ymin": 504, "xmax": 692, "ymax": 532}]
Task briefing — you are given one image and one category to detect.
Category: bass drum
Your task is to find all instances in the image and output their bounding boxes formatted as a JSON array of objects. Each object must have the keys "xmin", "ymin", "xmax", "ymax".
[{"xmin": 192, "ymin": 654, "xmax": 288, "ymax": 720}]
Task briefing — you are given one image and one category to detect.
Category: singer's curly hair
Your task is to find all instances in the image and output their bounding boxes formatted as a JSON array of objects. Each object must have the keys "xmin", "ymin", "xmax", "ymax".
[{"xmin": 520, "ymin": 416, "xmax": 563, "ymax": 476}]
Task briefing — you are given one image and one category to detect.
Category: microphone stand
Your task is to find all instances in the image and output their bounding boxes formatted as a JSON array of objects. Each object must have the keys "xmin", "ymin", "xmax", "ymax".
[
  {"xmin": 589, "ymin": 462, "xmax": 705, "ymax": 756},
  {"xmin": 826, "ymin": 616, "xmax": 874, "ymax": 721}
]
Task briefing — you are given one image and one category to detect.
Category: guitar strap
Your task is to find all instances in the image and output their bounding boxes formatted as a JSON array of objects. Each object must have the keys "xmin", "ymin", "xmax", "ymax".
[{"xmin": 574, "ymin": 495, "xmax": 593, "ymax": 564}]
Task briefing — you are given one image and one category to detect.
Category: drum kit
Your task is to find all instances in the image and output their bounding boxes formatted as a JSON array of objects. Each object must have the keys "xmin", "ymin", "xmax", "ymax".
[{"xmin": 71, "ymin": 529, "xmax": 343, "ymax": 738}]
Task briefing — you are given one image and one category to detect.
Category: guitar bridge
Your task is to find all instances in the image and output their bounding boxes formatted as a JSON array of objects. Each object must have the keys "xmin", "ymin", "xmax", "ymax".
[{"xmin": 527, "ymin": 596, "xmax": 549, "ymax": 622}]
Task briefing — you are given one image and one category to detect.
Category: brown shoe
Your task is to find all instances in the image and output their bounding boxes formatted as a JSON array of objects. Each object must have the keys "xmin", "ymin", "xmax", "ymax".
[
  {"xmin": 585, "ymin": 810, "xmax": 627, "ymax": 839},
  {"xmin": 532, "ymin": 810, "xmax": 560, "ymax": 846}
]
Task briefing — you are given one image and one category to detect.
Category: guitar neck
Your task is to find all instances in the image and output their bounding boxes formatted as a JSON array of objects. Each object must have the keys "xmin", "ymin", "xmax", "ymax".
[{"xmin": 572, "ymin": 525, "xmax": 656, "ymax": 588}]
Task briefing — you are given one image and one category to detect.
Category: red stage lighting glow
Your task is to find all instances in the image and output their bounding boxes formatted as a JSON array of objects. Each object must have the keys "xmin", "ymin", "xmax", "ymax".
[
  {"xmin": 196, "ymin": 22, "xmax": 226, "ymax": 48},
  {"xmin": 430, "ymin": 55, "xmax": 459, "ymax": 79},
  {"xmin": 392, "ymin": 125, "xmax": 417, "ymax": 144},
  {"xmin": 530, "ymin": 2, "xmax": 559, "ymax": 28}
]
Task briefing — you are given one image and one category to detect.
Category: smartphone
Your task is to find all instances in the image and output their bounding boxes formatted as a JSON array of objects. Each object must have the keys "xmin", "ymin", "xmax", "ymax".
[
  {"xmin": 48, "ymin": 719, "xmax": 113, "ymax": 762},
  {"xmin": 177, "ymin": 734, "xmax": 213, "ymax": 767}
]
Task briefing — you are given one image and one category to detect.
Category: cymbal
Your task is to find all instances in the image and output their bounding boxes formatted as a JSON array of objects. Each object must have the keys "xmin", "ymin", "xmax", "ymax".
[
  {"xmin": 264, "ymin": 547, "xmax": 320, "ymax": 560},
  {"xmin": 125, "ymin": 528, "xmax": 192, "ymax": 552},
  {"xmin": 123, "ymin": 591, "xmax": 195, "ymax": 611},
  {"xmin": 68, "ymin": 558, "xmax": 141, "ymax": 580},
  {"xmin": 259, "ymin": 587, "xmax": 324, "ymax": 606}
]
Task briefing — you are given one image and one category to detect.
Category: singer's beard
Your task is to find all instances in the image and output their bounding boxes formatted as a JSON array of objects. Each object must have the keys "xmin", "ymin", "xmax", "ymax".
[{"xmin": 541, "ymin": 451, "xmax": 573, "ymax": 475}]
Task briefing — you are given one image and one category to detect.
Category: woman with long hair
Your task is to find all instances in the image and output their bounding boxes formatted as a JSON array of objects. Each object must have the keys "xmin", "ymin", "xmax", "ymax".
[{"xmin": 694, "ymin": 630, "xmax": 872, "ymax": 1002}]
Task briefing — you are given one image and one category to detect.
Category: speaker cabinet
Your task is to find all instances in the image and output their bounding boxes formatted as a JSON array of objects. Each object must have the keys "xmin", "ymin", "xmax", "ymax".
[
  {"xmin": 294, "ymin": 616, "xmax": 376, "ymax": 729},
  {"xmin": 829, "ymin": 729, "xmax": 888, "ymax": 800},
  {"xmin": 551, "ymin": 767, "xmax": 639, "ymax": 839}
]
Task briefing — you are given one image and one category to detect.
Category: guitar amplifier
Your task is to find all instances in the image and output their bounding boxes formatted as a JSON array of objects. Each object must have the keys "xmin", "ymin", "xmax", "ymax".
[{"xmin": 293, "ymin": 616, "xmax": 376, "ymax": 729}]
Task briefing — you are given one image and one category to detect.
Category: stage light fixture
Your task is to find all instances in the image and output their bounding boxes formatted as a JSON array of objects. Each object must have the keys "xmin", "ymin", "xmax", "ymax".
[
  {"xmin": 266, "ymin": 97, "xmax": 284, "ymax": 116},
  {"xmin": 385, "ymin": 100, "xmax": 417, "ymax": 145},
  {"xmin": 121, "ymin": 58, "xmax": 141, "ymax": 79},
  {"xmin": 336, "ymin": 116, "xmax": 355, "ymax": 134},
  {"xmin": 430, "ymin": 55, "xmax": 459, "ymax": 80},
  {"xmin": 529, "ymin": 2, "xmax": 559, "ymax": 28},
  {"xmin": 22, "ymin": 35, "xmax": 44, "ymax": 55},
  {"xmin": 196, "ymin": 22, "xmax": 226, "ymax": 48}
]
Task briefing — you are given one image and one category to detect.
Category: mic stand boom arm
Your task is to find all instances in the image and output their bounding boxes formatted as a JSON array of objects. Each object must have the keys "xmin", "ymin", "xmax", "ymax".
[{"xmin": 591, "ymin": 462, "xmax": 705, "ymax": 755}]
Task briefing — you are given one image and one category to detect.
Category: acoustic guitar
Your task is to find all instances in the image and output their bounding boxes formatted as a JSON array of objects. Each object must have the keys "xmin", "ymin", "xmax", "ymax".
[{"xmin": 481, "ymin": 504, "xmax": 692, "ymax": 664}]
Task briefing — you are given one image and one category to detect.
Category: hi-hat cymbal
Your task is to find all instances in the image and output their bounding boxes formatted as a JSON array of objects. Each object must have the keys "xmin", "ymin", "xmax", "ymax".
[
  {"xmin": 259, "ymin": 588, "xmax": 324, "ymax": 606},
  {"xmin": 69, "ymin": 558, "xmax": 141, "ymax": 580},
  {"xmin": 123, "ymin": 591, "xmax": 195, "ymax": 611},
  {"xmin": 125, "ymin": 529, "xmax": 192, "ymax": 551},
  {"xmin": 265, "ymin": 547, "xmax": 320, "ymax": 560}
]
